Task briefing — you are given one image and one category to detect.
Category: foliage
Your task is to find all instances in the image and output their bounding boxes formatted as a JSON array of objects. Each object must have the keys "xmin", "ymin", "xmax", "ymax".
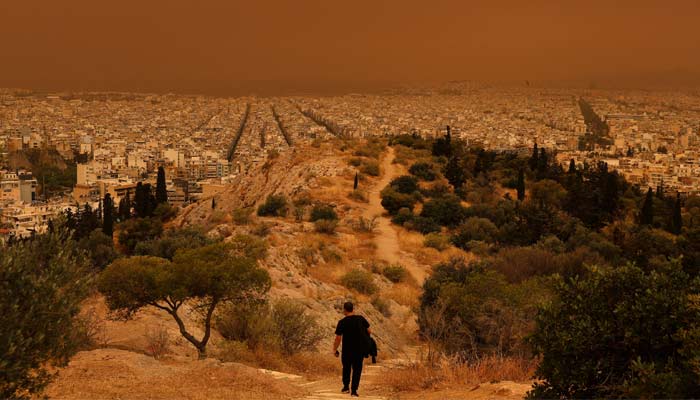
[
  {"xmin": 340, "ymin": 268, "xmax": 378, "ymax": 295},
  {"xmin": 156, "ymin": 166, "xmax": 168, "ymax": 205},
  {"xmin": 451, "ymin": 217, "xmax": 499, "ymax": 250},
  {"xmin": 424, "ymin": 233, "xmax": 450, "ymax": 251},
  {"xmin": 360, "ymin": 160, "xmax": 380, "ymax": 176},
  {"xmin": 0, "ymin": 229, "xmax": 92, "ymax": 399},
  {"xmin": 381, "ymin": 187, "xmax": 419, "ymax": 215},
  {"xmin": 117, "ymin": 217, "xmax": 163, "ymax": 255},
  {"xmin": 409, "ymin": 161, "xmax": 438, "ymax": 181},
  {"xmin": 390, "ymin": 175, "xmax": 420, "ymax": 194},
  {"xmin": 98, "ymin": 239, "xmax": 271, "ymax": 358},
  {"xmin": 134, "ymin": 227, "xmax": 213, "ymax": 260},
  {"xmin": 257, "ymin": 194, "xmax": 288, "ymax": 217},
  {"xmin": 419, "ymin": 258, "xmax": 547, "ymax": 357},
  {"xmin": 420, "ymin": 194, "xmax": 467, "ymax": 227},
  {"xmin": 271, "ymin": 301, "xmax": 324, "ymax": 355},
  {"xmin": 310, "ymin": 204, "xmax": 338, "ymax": 221},
  {"xmin": 78, "ymin": 228, "xmax": 120, "ymax": 270},
  {"xmin": 529, "ymin": 262, "xmax": 700, "ymax": 399},
  {"xmin": 382, "ymin": 264, "xmax": 407, "ymax": 283}
]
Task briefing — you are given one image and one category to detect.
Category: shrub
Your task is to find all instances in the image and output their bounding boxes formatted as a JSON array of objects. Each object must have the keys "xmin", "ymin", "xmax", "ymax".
[
  {"xmin": 371, "ymin": 296, "xmax": 392, "ymax": 318},
  {"xmin": 406, "ymin": 216, "xmax": 442, "ymax": 234},
  {"xmin": 424, "ymin": 233, "xmax": 450, "ymax": 251},
  {"xmin": 348, "ymin": 157, "xmax": 362, "ymax": 167},
  {"xmin": 216, "ymin": 302, "xmax": 276, "ymax": 349},
  {"xmin": 360, "ymin": 160, "xmax": 380, "ymax": 176},
  {"xmin": 310, "ymin": 204, "xmax": 338, "ymax": 222},
  {"xmin": 1, "ymin": 229, "xmax": 91, "ymax": 399},
  {"xmin": 341, "ymin": 269, "xmax": 378, "ymax": 295},
  {"xmin": 257, "ymin": 194, "xmax": 288, "ymax": 217},
  {"xmin": 144, "ymin": 324, "xmax": 171, "ymax": 360},
  {"xmin": 529, "ymin": 262, "xmax": 700, "ymax": 399},
  {"xmin": 314, "ymin": 219, "xmax": 338, "ymax": 234},
  {"xmin": 78, "ymin": 229, "xmax": 120, "ymax": 270},
  {"xmin": 409, "ymin": 162, "xmax": 438, "ymax": 181},
  {"xmin": 251, "ymin": 222, "xmax": 272, "ymax": 237},
  {"xmin": 390, "ymin": 175, "xmax": 420, "ymax": 194},
  {"xmin": 354, "ymin": 216, "xmax": 378, "ymax": 233},
  {"xmin": 451, "ymin": 217, "xmax": 499, "ymax": 250},
  {"xmin": 135, "ymin": 227, "xmax": 213, "ymax": 260},
  {"xmin": 381, "ymin": 187, "xmax": 418, "ymax": 215},
  {"xmin": 420, "ymin": 195, "xmax": 467, "ymax": 227},
  {"xmin": 391, "ymin": 208, "xmax": 414, "ymax": 225},
  {"xmin": 117, "ymin": 217, "xmax": 163, "ymax": 255},
  {"xmin": 272, "ymin": 301, "xmax": 324, "ymax": 355},
  {"xmin": 383, "ymin": 264, "xmax": 407, "ymax": 283}
]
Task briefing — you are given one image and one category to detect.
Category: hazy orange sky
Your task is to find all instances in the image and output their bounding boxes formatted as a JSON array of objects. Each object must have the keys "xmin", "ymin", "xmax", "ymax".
[{"xmin": 1, "ymin": 0, "xmax": 699, "ymax": 94}]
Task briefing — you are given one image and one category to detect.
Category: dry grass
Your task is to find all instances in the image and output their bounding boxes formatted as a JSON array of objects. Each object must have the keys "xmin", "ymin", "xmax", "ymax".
[
  {"xmin": 380, "ymin": 355, "xmax": 537, "ymax": 393},
  {"xmin": 45, "ymin": 348, "xmax": 305, "ymax": 400},
  {"xmin": 218, "ymin": 342, "xmax": 340, "ymax": 379},
  {"xmin": 385, "ymin": 282, "xmax": 421, "ymax": 309}
]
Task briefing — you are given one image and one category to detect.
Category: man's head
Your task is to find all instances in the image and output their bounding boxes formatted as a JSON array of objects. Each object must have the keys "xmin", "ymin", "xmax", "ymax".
[{"xmin": 343, "ymin": 301, "xmax": 354, "ymax": 316}]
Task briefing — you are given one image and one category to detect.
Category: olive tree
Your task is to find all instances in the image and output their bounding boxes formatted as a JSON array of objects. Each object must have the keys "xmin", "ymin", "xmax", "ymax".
[
  {"xmin": 1, "ymin": 230, "xmax": 91, "ymax": 399},
  {"xmin": 98, "ymin": 239, "xmax": 271, "ymax": 358}
]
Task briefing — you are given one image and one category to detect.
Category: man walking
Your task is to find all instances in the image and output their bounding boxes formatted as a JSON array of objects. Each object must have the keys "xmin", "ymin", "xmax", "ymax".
[{"xmin": 333, "ymin": 301, "xmax": 371, "ymax": 397}]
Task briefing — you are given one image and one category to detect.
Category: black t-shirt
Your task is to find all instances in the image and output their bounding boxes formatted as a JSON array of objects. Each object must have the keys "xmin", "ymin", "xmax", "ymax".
[{"xmin": 335, "ymin": 315, "xmax": 370, "ymax": 357}]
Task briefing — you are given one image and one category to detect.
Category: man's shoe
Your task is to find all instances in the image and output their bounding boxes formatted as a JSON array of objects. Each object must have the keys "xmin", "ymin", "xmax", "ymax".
[
  {"xmin": 341, "ymin": 387, "xmax": 349, "ymax": 393},
  {"xmin": 351, "ymin": 392, "xmax": 359, "ymax": 397}
]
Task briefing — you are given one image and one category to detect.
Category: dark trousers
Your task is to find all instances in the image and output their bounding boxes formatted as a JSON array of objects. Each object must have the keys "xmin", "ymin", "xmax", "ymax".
[{"xmin": 342, "ymin": 354, "xmax": 364, "ymax": 392}]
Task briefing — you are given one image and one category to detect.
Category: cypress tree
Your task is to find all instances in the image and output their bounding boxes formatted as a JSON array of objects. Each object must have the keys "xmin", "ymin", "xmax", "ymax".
[
  {"xmin": 656, "ymin": 181, "xmax": 665, "ymax": 200},
  {"xmin": 103, "ymin": 193, "xmax": 114, "ymax": 237},
  {"xmin": 134, "ymin": 182, "xmax": 146, "ymax": 217},
  {"xmin": 537, "ymin": 147, "xmax": 549, "ymax": 174},
  {"xmin": 212, "ymin": 197, "xmax": 216, "ymax": 210},
  {"xmin": 444, "ymin": 155, "xmax": 466, "ymax": 190},
  {"xmin": 156, "ymin": 166, "xmax": 168, "ymax": 204},
  {"xmin": 672, "ymin": 192, "xmax": 682, "ymax": 235},
  {"xmin": 516, "ymin": 168, "xmax": 525, "ymax": 201},
  {"xmin": 354, "ymin": 172, "xmax": 359, "ymax": 190},
  {"xmin": 119, "ymin": 190, "xmax": 132, "ymax": 221},
  {"xmin": 640, "ymin": 188, "xmax": 654, "ymax": 226},
  {"xmin": 529, "ymin": 142, "xmax": 539, "ymax": 171},
  {"xmin": 568, "ymin": 159, "xmax": 576, "ymax": 174}
]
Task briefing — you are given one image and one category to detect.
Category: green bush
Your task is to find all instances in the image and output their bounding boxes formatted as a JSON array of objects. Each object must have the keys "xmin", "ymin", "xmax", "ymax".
[
  {"xmin": 117, "ymin": 217, "xmax": 163, "ymax": 255},
  {"xmin": 310, "ymin": 204, "xmax": 338, "ymax": 221},
  {"xmin": 257, "ymin": 194, "xmax": 288, "ymax": 217},
  {"xmin": 135, "ymin": 227, "xmax": 213, "ymax": 260},
  {"xmin": 390, "ymin": 175, "xmax": 420, "ymax": 194},
  {"xmin": 424, "ymin": 233, "xmax": 450, "ymax": 251},
  {"xmin": 271, "ymin": 301, "xmax": 324, "ymax": 355},
  {"xmin": 420, "ymin": 194, "xmax": 467, "ymax": 227},
  {"xmin": 529, "ymin": 262, "xmax": 700, "ymax": 399},
  {"xmin": 409, "ymin": 161, "xmax": 438, "ymax": 181},
  {"xmin": 341, "ymin": 269, "xmax": 378, "ymax": 295},
  {"xmin": 382, "ymin": 264, "xmax": 407, "ymax": 283},
  {"xmin": 1, "ymin": 229, "xmax": 91, "ymax": 399},
  {"xmin": 451, "ymin": 217, "xmax": 499, "ymax": 250},
  {"xmin": 381, "ymin": 187, "xmax": 418, "ymax": 215}
]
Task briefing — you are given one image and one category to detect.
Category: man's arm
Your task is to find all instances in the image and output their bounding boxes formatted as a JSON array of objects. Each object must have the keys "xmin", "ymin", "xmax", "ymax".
[{"xmin": 333, "ymin": 335, "xmax": 342, "ymax": 357}]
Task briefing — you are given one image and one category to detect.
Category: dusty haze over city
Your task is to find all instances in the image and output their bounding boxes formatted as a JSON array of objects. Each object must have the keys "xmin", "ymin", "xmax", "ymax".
[{"xmin": 2, "ymin": 0, "xmax": 700, "ymax": 94}]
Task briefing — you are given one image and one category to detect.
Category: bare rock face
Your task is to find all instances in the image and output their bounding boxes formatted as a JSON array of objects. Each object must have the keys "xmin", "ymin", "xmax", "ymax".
[{"xmin": 175, "ymin": 148, "xmax": 347, "ymax": 228}]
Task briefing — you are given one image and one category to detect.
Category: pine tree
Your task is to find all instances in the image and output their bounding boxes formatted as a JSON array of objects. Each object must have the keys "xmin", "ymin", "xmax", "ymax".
[
  {"xmin": 568, "ymin": 159, "xmax": 576, "ymax": 174},
  {"xmin": 103, "ymin": 193, "xmax": 114, "ymax": 237},
  {"xmin": 156, "ymin": 166, "xmax": 168, "ymax": 204},
  {"xmin": 444, "ymin": 155, "xmax": 466, "ymax": 190},
  {"xmin": 671, "ymin": 192, "xmax": 682, "ymax": 235},
  {"xmin": 529, "ymin": 142, "xmax": 539, "ymax": 171},
  {"xmin": 354, "ymin": 172, "xmax": 359, "ymax": 190},
  {"xmin": 516, "ymin": 168, "xmax": 525, "ymax": 201},
  {"xmin": 640, "ymin": 188, "xmax": 654, "ymax": 226}
]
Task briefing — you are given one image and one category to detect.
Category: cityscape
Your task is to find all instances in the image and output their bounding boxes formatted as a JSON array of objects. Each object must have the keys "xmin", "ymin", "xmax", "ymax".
[{"xmin": 2, "ymin": 84, "xmax": 699, "ymax": 238}]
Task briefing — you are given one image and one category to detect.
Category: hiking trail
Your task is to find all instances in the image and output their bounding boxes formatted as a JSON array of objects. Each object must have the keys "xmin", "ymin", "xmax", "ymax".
[
  {"xmin": 362, "ymin": 147, "xmax": 427, "ymax": 285},
  {"xmin": 260, "ymin": 346, "xmax": 422, "ymax": 400}
]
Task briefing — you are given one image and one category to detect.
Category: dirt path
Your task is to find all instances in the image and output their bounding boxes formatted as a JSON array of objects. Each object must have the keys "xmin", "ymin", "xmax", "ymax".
[
  {"xmin": 261, "ymin": 347, "xmax": 422, "ymax": 400},
  {"xmin": 363, "ymin": 147, "xmax": 427, "ymax": 285}
]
